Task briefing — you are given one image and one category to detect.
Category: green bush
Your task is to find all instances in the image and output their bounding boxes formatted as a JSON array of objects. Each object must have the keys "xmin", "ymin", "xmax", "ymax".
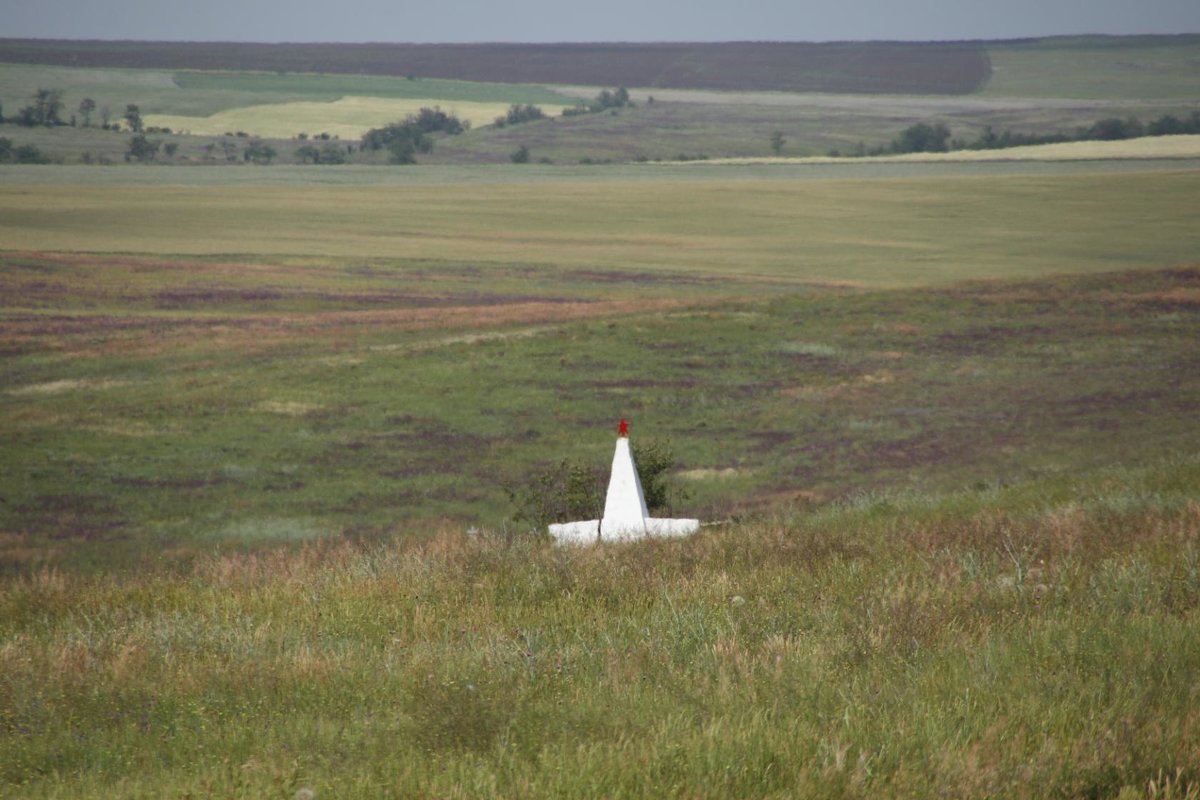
[
  {"xmin": 124, "ymin": 134, "xmax": 160, "ymax": 162},
  {"xmin": 506, "ymin": 439, "xmax": 682, "ymax": 529},
  {"xmin": 361, "ymin": 106, "xmax": 467, "ymax": 165},
  {"xmin": 494, "ymin": 104, "xmax": 546, "ymax": 128}
]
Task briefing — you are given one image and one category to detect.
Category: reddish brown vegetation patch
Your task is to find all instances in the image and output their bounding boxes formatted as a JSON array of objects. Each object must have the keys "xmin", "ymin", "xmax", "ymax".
[
  {"xmin": 15, "ymin": 493, "xmax": 127, "ymax": 541},
  {"xmin": 2, "ymin": 299, "xmax": 693, "ymax": 359},
  {"xmin": 928, "ymin": 324, "xmax": 1056, "ymax": 356},
  {"xmin": 109, "ymin": 476, "xmax": 226, "ymax": 490},
  {"xmin": 1125, "ymin": 288, "xmax": 1200, "ymax": 309}
]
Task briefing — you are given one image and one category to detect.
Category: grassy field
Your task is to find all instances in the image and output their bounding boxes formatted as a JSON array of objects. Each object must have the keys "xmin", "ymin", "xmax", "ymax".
[
  {"xmin": 4, "ymin": 249, "xmax": 1198, "ymax": 571},
  {"xmin": 0, "ymin": 39, "xmax": 992, "ymax": 94},
  {"xmin": 983, "ymin": 35, "xmax": 1200, "ymax": 100},
  {"xmin": 0, "ymin": 167, "xmax": 1197, "ymax": 282},
  {"xmin": 5, "ymin": 35, "xmax": 1198, "ymax": 98},
  {"xmin": 0, "ymin": 63, "xmax": 576, "ymax": 117},
  {"xmin": 2, "ymin": 71, "xmax": 1199, "ymax": 791},
  {"xmin": 2, "ymin": 164, "xmax": 1198, "ymax": 576},
  {"xmin": 5, "ymin": 33, "xmax": 1199, "ymax": 165},
  {"xmin": 1, "ymin": 456, "xmax": 1198, "ymax": 796}
]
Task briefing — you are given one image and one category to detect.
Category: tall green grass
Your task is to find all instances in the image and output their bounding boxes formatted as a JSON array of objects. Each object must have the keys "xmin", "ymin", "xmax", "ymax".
[{"xmin": 2, "ymin": 457, "xmax": 1197, "ymax": 797}]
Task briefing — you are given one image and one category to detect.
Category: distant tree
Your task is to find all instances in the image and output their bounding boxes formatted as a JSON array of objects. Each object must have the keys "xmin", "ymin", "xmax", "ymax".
[
  {"xmin": 494, "ymin": 104, "xmax": 546, "ymax": 128},
  {"xmin": 243, "ymin": 139, "xmax": 277, "ymax": 164},
  {"xmin": 220, "ymin": 137, "xmax": 238, "ymax": 161},
  {"xmin": 563, "ymin": 86, "xmax": 634, "ymax": 118},
  {"xmin": 596, "ymin": 86, "xmax": 631, "ymax": 111},
  {"xmin": 892, "ymin": 122, "xmax": 951, "ymax": 153},
  {"xmin": 770, "ymin": 131, "xmax": 786, "ymax": 155},
  {"xmin": 361, "ymin": 107, "xmax": 464, "ymax": 165},
  {"xmin": 11, "ymin": 144, "xmax": 50, "ymax": 164},
  {"xmin": 100, "ymin": 105, "xmax": 112, "ymax": 128},
  {"xmin": 124, "ymin": 104, "xmax": 143, "ymax": 133},
  {"xmin": 386, "ymin": 137, "xmax": 419, "ymax": 165},
  {"xmin": 0, "ymin": 137, "xmax": 11, "ymax": 161},
  {"xmin": 295, "ymin": 144, "xmax": 321, "ymax": 164},
  {"xmin": 78, "ymin": 97, "xmax": 96, "ymax": 127},
  {"xmin": 125, "ymin": 133, "xmax": 160, "ymax": 162},
  {"xmin": 1085, "ymin": 117, "xmax": 1143, "ymax": 141},
  {"xmin": 411, "ymin": 106, "xmax": 467, "ymax": 135},
  {"xmin": 163, "ymin": 142, "xmax": 179, "ymax": 158},
  {"xmin": 1181, "ymin": 112, "xmax": 1200, "ymax": 135},
  {"xmin": 1148, "ymin": 114, "xmax": 1184, "ymax": 136},
  {"xmin": 510, "ymin": 144, "xmax": 530, "ymax": 163},
  {"xmin": 318, "ymin": 143, "xmax": 345, "ymax": 163},
  {"xmin": 294, "ymin": 143, "xmax": 345, "ymax": 164},
  {"xmin": 16, "ymin": 88, "xmax": 65, "ymax": 127},
  {"xmin": 37, "ymin": 88, "xmax": 64, "ymax": 125}
]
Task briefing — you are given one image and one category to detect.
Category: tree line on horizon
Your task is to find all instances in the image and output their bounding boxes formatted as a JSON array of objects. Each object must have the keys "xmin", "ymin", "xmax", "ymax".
[{"xmin": 831, "ymin": 111, "xmax": 1200, "ymax": 157}]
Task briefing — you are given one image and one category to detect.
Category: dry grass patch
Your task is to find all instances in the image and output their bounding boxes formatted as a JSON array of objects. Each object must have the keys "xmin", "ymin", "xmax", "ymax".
[
  {"xmin": 679, "ymin": 468, "xmax": 744, "ymax": 480},
  {"xmin": 7, "ymin": 378, "xmax": 130, "ymax": 396},
  {"xmin": 256, "ymin": 400, "xmax": 324, "ymax": 416},
  {"xmin": 12, "ymin": 298, "xmax": 695, "ymax": 359}
]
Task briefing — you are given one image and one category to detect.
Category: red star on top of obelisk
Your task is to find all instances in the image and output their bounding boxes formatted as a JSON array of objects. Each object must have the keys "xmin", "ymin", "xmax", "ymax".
[{"xmin": 617, "ymin": 419, "xmax": 629, "ymax": 437}]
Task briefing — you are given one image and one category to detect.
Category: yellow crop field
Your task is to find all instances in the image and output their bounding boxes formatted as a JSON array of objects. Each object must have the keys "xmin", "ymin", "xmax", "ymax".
[{"xmin": 145, "ymin": 96, "xmax": 575, "ymax": 138}]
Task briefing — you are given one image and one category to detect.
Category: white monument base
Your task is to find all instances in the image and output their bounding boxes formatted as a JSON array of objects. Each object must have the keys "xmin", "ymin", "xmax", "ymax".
[
  {"xmin": 548, "ymin": 423, "xmax": 701, "ymax": 546},
  {"xmin": 548, "ymin": 519, "xmax": 600, "ymax": 544},
  {"xmin": 548, "ymin": 517, "xmax": 700, "ymax": 545},
  {"xmin": 644, "ymin": 518, "xmax": 701, "ymax": 537}
]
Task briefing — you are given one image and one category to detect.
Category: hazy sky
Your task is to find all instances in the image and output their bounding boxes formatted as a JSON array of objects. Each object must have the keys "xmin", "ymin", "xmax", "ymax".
[{"xmin": 2, "ymin": 0, "xmax": 1198, "ymax": 43}]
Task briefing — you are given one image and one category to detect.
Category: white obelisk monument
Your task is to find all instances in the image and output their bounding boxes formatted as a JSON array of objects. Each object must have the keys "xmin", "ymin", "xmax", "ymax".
[{"xmin": 549, "ymin": 420, "xmax": 700, "ymax": 545}]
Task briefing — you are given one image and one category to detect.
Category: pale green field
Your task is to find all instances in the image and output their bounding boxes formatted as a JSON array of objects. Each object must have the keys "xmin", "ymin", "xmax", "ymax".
[
  {"xmin": 1, "ymin": 167, "xmax": 1197, "ymax": 286},
  {"xmin": 145, "ymin": 96, "xmax": 575, "ymax": 138},
  {"xmin": 983, "ymin": 36, "xmax": 1200, "ymax": 100},
  {"xmin": 0, "ymin": 62, "xmax": 576, "ymax": 118}
]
